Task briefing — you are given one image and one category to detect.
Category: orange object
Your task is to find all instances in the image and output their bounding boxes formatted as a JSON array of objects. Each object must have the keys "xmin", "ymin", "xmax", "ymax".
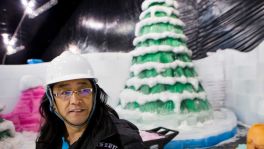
[{"xmin": 247, "ymin": 123, "xmax": 264, "ymax": 149}]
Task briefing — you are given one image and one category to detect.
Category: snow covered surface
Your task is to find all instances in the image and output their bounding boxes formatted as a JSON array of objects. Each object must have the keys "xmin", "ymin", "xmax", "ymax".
[
  {"xmin": 0, "ymin": 118, "xmax": 36, "ymax": 149},
  {"xmin": 0, "ymin": 131, "xmax": 37, "ymax": 149},
  {"xmin": 0, "ymin": 120, "xmax": 16, "ymax": 137},
  {"xmin": 176, "ymin": 108, "xmax": 236, "ymax": 140},
  {"xmin": 117, "ymin": 107, "xmax": 236, "ymax": 140},
  {"xmin": 116, "ymin": 105, "xmax": 213, "ymax": 130}
]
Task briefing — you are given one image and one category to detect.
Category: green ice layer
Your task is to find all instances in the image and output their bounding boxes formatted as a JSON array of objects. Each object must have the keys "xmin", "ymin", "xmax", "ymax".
[
  {"xmin": 143, "ymin": 8, "xmax": 178, "ymax": 19},
  {"xmin": 132, "ymin": 52, "xmax": 191, "ymax": 64},
  {"xmin": 125, "ymin": 98, "xmax": 210, "ymax": 114},
  {"xmin": 139, "ymin": 23, "xmax": 183, "ymax": 36},
  {"xmin": 130, "ymin": 67, "xmax": 198, "ymax": 79},
  {"xmin": 136, "ymin": 38, "xmax": 186, "ymax": 48},
  {"xmin": 127, "ymin": 82, "xmax": 205, "ymax": 94}
]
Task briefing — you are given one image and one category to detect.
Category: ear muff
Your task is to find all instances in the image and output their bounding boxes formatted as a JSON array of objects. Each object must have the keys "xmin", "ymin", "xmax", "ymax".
[{"xmin": 46, "ymin": 86, "xmax": 55, "ymax": 112}]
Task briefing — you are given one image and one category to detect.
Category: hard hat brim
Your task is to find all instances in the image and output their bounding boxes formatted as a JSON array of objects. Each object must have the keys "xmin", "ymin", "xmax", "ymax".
[{"xmin": 46, "ymin": 73, "xmax": 97, "ymax": 85}]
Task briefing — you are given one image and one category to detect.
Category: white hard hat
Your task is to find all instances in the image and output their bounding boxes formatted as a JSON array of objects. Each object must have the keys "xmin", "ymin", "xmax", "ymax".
[{"xmin": 45, "ymin": 51, "xmax": 96, "ymax": 86}]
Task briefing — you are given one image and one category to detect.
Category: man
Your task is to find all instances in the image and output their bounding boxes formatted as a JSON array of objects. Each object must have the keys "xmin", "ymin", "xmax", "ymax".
[{"xmin": 36, "ymin": 51, "xmax": 144, "ymax": 149}]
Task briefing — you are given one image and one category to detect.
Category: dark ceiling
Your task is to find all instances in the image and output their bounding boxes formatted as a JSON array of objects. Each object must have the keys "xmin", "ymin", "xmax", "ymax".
[
  {"xmin": 0, "ymin": 0, "xmax": 84, "ymax": 64},
  {"xmin": 1, "ymin": 0, "xmax": 264, "ymax": 64}
]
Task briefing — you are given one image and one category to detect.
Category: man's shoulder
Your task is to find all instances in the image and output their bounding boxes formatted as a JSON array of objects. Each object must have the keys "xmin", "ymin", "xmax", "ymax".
[
  {"xmin": 109, "ymin": 114, "xmax": 145, "ymax": 149},
  {"xmin": 109, "ymin": 114, "xmax": 138, "ymax": 131}
]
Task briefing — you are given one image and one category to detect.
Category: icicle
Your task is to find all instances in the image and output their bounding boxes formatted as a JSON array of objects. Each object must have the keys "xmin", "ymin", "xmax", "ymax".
[
  {"xmin": 135, "ymin": 17, "xmax": 185, "ymax": 36},
  {"xmin": 133, "ymin": 32, "xmax": 187, "ymax": 46},
  {"xmin": 139, "ymin": 5, "xmax": 180, "ymax": 20},
  {"xmin": 131, "ymin": 45, "xmax": 192, "ymax": 57},
  {"xmin": 119, "ymin": 89, "xmax": 207, "ymax": 113},
  {"xmin": 142, "ymin": 0, "xmax": 179, "ymax": 11},
  {"xmin": 130, "ymin": 60, "xmax": 194, "ymax": 75},
  {"xmin": 125, "ymin": 75, "xmax": 200, "ymax": 90}
]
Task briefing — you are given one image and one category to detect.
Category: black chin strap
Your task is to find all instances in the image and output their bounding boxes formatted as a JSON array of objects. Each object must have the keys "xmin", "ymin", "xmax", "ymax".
[{"xmin": 46, "ymin": 80, "xmax": 97, "ymax": 128}]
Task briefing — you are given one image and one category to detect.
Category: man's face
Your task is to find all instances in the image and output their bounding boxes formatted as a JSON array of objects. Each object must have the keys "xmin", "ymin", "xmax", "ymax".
[{"xmin": 52, "ymin": 79, "xmax": 94, "ymax": 126}]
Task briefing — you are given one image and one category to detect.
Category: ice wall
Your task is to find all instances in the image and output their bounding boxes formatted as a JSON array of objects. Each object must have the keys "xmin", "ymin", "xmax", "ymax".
[
  {"xmin": 0, "ymin": 53, "xmax": 130, "ymax": 113},
  {"xmin": 223, "ymin": 42, "xmax": 264, "ymax": 125},
  {"xmin": 194, "ymin": 41, "xmax": 264, "ymax": 125},
  {"xmin": 0, "ymin": 42, "xmax": 264, "ymax": 125},
  {"xmin": 0, "ymin": 64, "xmax": 47, "ymax": 113}
]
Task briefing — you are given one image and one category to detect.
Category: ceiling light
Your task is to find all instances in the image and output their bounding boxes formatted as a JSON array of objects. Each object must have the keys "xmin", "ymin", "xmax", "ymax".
[
  {"xmin": 81, "ymin": 18, "xmax": 104, "ymax": 30},
  {"xmin": 21, "ymin": 0, "xmax": 36, "ymax": 9},
  {"xmin": 68, "ymin": 43, "xmax": 81, "ymax": 54},
  {"xmin": 28, "ymin": 0, "xmax": 58, "ymax": 19}
]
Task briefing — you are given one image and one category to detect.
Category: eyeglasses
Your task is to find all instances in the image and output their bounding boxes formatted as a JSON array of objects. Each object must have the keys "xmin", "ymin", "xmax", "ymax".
[{"xmin": 53, "ymin": 88, "xmax": 93, "ymax": 100}]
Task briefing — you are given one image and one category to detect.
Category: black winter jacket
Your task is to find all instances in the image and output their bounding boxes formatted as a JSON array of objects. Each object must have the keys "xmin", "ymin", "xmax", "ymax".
[{"xmin": 36, "ymin": 114, "xmax": 144, "ymax": 149}]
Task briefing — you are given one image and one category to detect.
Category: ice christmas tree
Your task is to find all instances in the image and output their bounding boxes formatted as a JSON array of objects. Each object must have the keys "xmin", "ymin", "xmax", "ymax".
[{"xmin": 120, "ymin": 0, "xmax": 211, "ymax": 115}]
